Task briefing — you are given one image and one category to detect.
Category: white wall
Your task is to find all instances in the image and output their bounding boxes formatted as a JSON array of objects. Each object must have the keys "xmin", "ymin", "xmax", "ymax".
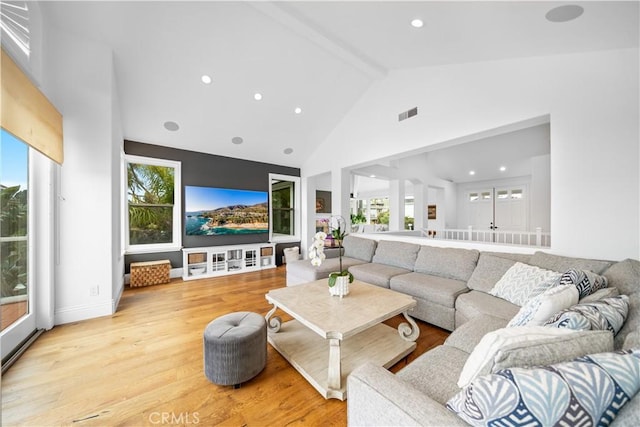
[
  {"xmin": 303, "ymin": 49, "xmax": 639, "ymax": 261},
  {"xmin": 42, "ymin": 25, "xmax": 122, "ymax": 324},
  {"xmin": 530, "ymin": 154, "xmax": 551, "ymax": 232}
]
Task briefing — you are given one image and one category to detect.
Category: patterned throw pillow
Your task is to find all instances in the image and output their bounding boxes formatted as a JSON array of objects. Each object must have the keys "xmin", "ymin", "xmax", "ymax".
[
  {"xmin": 559, "ymin": 268, "xmax": 608, "ymax": 299},
  {"xmin": 507, "ymin": 285, "xmax": 578, "ymax": 327},
  {"xmin": 447, "ymin": 349, "xmax": 640, "ymax": 426},
  {"xmin": 489, "ymin": 262, "xmax": 562, "ymax": 306},
  {"xmin": 544, "ymin": 295, "xmax": 630, "ymax": 335}
]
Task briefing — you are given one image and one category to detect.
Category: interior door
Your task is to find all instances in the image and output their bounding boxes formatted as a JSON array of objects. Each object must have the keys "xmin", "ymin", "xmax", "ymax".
[
  {"xmin": 466, "ymin": 189, "xmax": 494, "ymax": 230},
  {"xmin": 494, "ymin": 186, "xmax": 527, "ymax": 231}
]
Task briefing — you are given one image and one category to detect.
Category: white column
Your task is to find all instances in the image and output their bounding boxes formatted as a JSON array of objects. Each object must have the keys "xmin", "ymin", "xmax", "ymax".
[
  {"xmin": 389, "ymin": 179, "xmax": 405, "ymax": 231},
  {"xmin": 331, "ymin": 167, "xmax": 351, "ymax": 227}
]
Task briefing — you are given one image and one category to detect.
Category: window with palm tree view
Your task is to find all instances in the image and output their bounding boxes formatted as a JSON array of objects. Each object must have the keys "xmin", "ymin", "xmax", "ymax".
[{"xmin": 125, "ymin": 156, "xmax": 181, "ymax": 252}]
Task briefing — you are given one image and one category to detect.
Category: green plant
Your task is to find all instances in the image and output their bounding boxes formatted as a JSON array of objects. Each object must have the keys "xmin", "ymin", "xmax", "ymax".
[
  {"xmin": 308, "ymin": 216, "xmax": 354, "ymax": 287},
  {"xmin": 377, "ymin": 210, "xmax": 390, "ymax": 225},
  {"xmin": 350, "ymin": 212, "xmax": 366, "ymax": 224}
]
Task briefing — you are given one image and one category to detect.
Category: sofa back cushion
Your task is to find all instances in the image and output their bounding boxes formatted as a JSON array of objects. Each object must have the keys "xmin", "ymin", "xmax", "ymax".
[
  {"xmin": 371, "ymin": 240, "xmax": 420, "ymax": 270},
  {"xmin": 528, "ymin": 251, "xmax": 612, "ymax": 274},
  {"xmin": 466, "ymin": 254, "xmax": 518, "ymax": 293},
  {"xmin": 414, "ymin": 246, "xmax": 479, "ymax": 282},
  {"xmin": 342, "ymin": 235, "xmax": 377, "ymax": 262},
  {"xmin": 602, "ymin": 259, "xmax": 640, "ymax": 349}
]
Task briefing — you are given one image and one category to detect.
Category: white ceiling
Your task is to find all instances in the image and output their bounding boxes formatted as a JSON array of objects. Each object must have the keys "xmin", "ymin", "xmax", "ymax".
[{"xmin": 39, "ymin": 1, "xmax": 638, "ymax": 169}]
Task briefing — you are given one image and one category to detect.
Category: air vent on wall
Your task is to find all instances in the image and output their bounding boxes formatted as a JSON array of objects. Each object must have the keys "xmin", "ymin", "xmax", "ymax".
[{"xmin": 398, "ymin": 107, "xmax": 418, "ymax": 122}]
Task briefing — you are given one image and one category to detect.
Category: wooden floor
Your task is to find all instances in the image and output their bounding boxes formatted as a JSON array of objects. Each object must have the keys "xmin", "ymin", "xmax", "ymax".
[{"xmin": 1, "ymin": 266, "xmax": 449, "ymax": 426}]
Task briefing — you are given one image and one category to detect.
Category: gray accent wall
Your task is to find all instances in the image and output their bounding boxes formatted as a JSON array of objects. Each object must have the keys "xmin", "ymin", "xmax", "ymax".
[{"xmin": 124, "ymin": 140, "xmax": 300, "ymax": 272}]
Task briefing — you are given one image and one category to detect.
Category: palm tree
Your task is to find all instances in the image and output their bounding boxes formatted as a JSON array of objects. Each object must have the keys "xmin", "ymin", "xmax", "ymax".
[{"xmin": 127, "ymin": 164, "xmax": 175, "ymax": 244}]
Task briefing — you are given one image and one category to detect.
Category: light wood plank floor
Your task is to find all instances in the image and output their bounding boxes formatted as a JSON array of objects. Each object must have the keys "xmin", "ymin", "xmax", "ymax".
[{"xmin": 2, "ymin": 266, "xmax": 448, "ymax": 426}]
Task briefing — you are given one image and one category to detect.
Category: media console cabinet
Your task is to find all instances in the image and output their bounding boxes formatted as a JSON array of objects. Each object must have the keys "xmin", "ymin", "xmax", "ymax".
[{"xmin": 182, "ymin": 243, "xmax": 276, "ymax": 280}]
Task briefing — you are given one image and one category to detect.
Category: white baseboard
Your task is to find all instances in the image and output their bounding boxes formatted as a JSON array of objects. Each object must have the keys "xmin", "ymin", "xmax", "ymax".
[{"xmin": 54, "ymin": 300, "xmax": 113, "ymax": 325}]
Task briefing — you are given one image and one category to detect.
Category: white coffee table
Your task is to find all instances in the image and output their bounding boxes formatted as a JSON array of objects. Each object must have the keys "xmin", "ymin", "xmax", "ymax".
[{"xmin": 265, "ymin": 279, "xmax": 419, "ymax": 400}]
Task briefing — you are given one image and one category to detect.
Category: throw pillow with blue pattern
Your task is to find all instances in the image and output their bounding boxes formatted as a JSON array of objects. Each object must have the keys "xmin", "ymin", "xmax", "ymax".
[
  {"xmin": 447, "ymin": 349, "xmax": 640, "ymax": 426},
  {"xmin": 544, "ymin": 295, "xmax": 629, "ymax": 335},
  {"xmin": 559, "ymin": 268, "xmax": 608, "ymax": 299}
]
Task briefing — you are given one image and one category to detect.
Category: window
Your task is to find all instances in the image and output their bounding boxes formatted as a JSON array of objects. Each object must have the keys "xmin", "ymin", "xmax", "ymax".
[
  {"xmin": 497, "ymin": 190, "xmax": 509, "ymax": 199},
  {"xmin": 1, "ymin": 129, "xmax": 29, "ymax": 331},
  {"xmin": 511, "ymin": 189, "xmax": 523, "ymax": 199},
  {"xmin": 125, "ymin": 155, "xmax": 181, "ymax": 253},
  {"xmin": 269, "ymin": 174, "xmax": 300, "ymax": 242}
]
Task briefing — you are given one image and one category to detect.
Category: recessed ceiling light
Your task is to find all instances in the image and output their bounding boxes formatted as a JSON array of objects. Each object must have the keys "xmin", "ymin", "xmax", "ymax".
[
  {"xmin": 545, "ymin": 5, "xmax": 584, "ymax": 22},
  {"xmin": 469, "ymin": 170, "xmax": 475, "ymax": 176},
  {"xmin": 283, "ymin": 148, "xmax": 293, "ymax": 155},
  {"xmin": 294, "ymin": 107, "xmax": 302, "ymax": 114},
  {"xmin": 254, "ymin": 93, "xmax": 262, "ymax": 101},
  {"xmin": 231, "ymin": 136, "xmax": 244, "ymax": 145},
  {"xmin": 370, "ymin": 174, "xmax": 376, "ymax": 178},
  {"xmin": 499, "ymin": 166, "xmax": 506, "ymax": 172},
  {"xmin": 163, "ymin": 121, "xmax": 179, "ymax": 131},
  {"xmin": 201, "ymin": 75, "xmax": 212, "ymax": 84},
  {"xmin": 410, "ymin": 18, "xmax": 424, "ymax": 28}
]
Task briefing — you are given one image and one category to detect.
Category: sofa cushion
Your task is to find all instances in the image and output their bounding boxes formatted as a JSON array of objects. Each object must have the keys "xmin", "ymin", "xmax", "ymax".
[
  {"xmin": 507, "ymin": 284, "xmax": 579, "ymax": 327},
  {"xmin": 489, "ymin": 262, "xmax": 561, "ymax": 306},
  {"xmin": 544, "ymin": 295, "xmax": 630, "ymax": 335},
  {"xmin": 528, "ymin": 250, "xmax": 612, "ymax": 274},
  {"xmin": 342, "ymin": 235, "xmax": 377, "ymax": 262},
  {"xmin": 558, "ymin": 268, "xmax": 609, "ymax": 299},
  {"xmin": 348, "ymin": 263, "xmax": 411, "ymax": 288},
  {"xmin": 455, "ymin": 290, "xmax": 520, "ymax": 324},
  {"xmin": 445, "ymin": 314, "xmax": 509, "ymax": 354},
  {"xmin": 413, "ymin": 246, "xmax": 479, "ymax": 282},
  {"xmin": 371, "ymin": 240, "xmax": 420, "ymax": 270},
  {"xmin": 390, "ymin": 273, "xmax": 469, "ymax": 308},
  {"xmin": 397, "ymin": 345, "xmax": 469, "ymax": 405},
  {"xmin": 466, "ymin": 254, "xmax": 518, "ymax": 293},
  {"xmin": 285, "ymin": 256, "xmax": 366, "ymax": 283},
  {"xmin": 448, "ymin": 349, "xmax": 640, "ymax": 427},
  {"xmin": 602, "ymin": 258, "xmax": 640, "ymax": 349},
  {"xmin": 457, "ymin": 326, "xmax": 613, "ymax": 387}
]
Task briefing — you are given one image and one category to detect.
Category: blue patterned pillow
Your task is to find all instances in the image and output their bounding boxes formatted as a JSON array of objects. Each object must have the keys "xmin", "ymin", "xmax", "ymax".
[
  {"xmin": 559, "ymin": 268, "xmax": 608, "ymax": 299},
  {"xmin": 544, "ymin": 295, "xmax": 629, "ymax": 335},
  {"xmin": 447, "ymin": 349, "xmax": 640, "ymax": 426}
]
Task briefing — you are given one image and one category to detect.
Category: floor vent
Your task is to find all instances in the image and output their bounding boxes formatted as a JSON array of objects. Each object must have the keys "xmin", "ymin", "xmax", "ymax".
[{"xmin": 398, "ymin": 107, "xmax": 418, "ymax": 122}]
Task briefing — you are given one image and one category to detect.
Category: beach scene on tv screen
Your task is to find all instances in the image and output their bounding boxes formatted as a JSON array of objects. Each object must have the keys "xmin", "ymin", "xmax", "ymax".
[{"xmin": 185, "ymin": 186, "xmax": 268, "ymax": 236}]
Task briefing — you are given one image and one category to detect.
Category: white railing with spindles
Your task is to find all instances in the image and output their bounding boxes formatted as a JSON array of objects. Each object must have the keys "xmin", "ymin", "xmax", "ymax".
[{"xmin": 420, "ymin": 226, "xmax": 550, "ymax": 247}]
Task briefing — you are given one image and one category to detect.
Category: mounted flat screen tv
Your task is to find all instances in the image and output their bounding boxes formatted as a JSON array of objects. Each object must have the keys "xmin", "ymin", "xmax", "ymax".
[{"xmin": 185, "ymin": 186, "xmax": 269, "ymax": 236}]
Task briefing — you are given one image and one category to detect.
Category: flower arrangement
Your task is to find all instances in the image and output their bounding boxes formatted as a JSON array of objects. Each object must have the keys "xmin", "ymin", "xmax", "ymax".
[{"xmin": 308, "ymin": 216, "xmax": 354, "ymax": 287}]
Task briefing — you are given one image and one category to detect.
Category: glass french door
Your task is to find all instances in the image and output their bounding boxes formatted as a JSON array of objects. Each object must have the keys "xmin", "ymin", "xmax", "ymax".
[{"xmin": 1, "ymin": 129, "xmax": 36, "ymax": 362}]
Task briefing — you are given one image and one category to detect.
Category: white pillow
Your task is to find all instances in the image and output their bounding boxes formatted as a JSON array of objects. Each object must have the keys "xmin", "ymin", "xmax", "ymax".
[
  {"xmin": 457, "ymin": 326, "xmax": 577, "ymax": 388},
  {"xmin": 507, "ymin": 284, "xmax": 579, "ymax": 327},
  {"xmin": 489, "ymin": 262, "xmax": 561, "ymax": 306}
]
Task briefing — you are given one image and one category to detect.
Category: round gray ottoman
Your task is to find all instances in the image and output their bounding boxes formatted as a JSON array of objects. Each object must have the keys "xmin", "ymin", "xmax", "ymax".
[{"xmin": 203, "ymin": 311, "xmax": 266, "ymax": 388}]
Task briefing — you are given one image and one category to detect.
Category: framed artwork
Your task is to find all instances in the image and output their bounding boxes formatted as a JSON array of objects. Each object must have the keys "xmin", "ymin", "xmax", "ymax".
[{"xmin": 427, "ymin": 205, "xmax": 437, "ymax": 220}]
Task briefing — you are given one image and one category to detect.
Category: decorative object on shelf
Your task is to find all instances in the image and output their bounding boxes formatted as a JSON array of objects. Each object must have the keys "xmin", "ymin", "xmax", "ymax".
[{"xmin": 309, "ymin": 216, "xmax": 354, "ymax": 298}]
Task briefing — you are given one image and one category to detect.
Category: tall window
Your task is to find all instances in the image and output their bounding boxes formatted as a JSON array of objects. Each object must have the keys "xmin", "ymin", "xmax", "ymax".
[
  {"xmin": 1, "ymin": 129, "xmax": 29, "ymax": 331},
  {"xmin": 125, "ymin": 155, "xmax": 181, "ymax": 253},
  {"xmin": 269, "ymin": 174, "xmax": 300, "ymax": 242}
]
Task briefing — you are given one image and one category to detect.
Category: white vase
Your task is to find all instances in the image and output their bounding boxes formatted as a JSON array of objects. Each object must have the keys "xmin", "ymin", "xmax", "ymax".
[{"xmin": 329, "ymin": 275, "xmax": 350, "ymax": 297}]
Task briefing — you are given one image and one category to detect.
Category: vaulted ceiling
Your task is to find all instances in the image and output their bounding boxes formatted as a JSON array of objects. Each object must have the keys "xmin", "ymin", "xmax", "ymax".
[{"xmin": 40, "ymin": 1, "xmax": 638, "ymax": 169}]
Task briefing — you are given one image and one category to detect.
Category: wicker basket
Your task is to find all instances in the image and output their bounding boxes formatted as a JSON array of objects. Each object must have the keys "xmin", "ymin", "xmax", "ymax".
[{"xmin": 130, "ymin": 260, "xmax": 171, "ymax": 287}]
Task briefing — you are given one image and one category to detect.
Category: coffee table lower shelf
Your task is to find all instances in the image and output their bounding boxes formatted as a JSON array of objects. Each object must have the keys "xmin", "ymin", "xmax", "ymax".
[{"xmin": 267, "ymin": 319, "xmax": 416, "ymax": 400}]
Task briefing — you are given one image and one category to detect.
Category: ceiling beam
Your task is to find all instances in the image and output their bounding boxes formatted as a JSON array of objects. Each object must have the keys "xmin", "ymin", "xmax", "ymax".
[{"xmin": 249, "ymin": 2, "xmax": 387, "ymax": 80}]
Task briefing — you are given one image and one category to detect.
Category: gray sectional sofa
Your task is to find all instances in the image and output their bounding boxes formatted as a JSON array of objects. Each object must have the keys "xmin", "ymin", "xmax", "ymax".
[{"xmin": 285, "ymin": 235, "xmax": 640, "ymax": 426}]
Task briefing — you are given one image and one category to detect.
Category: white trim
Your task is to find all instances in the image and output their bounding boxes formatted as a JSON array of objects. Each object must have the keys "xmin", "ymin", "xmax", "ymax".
[
  {"xmin": 123, "ymin": 154, "xmax": 182, "ymax": 253},
  {"xmin": 54, "ymin": 301, "xmax": 113, "ymax": 325}
]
